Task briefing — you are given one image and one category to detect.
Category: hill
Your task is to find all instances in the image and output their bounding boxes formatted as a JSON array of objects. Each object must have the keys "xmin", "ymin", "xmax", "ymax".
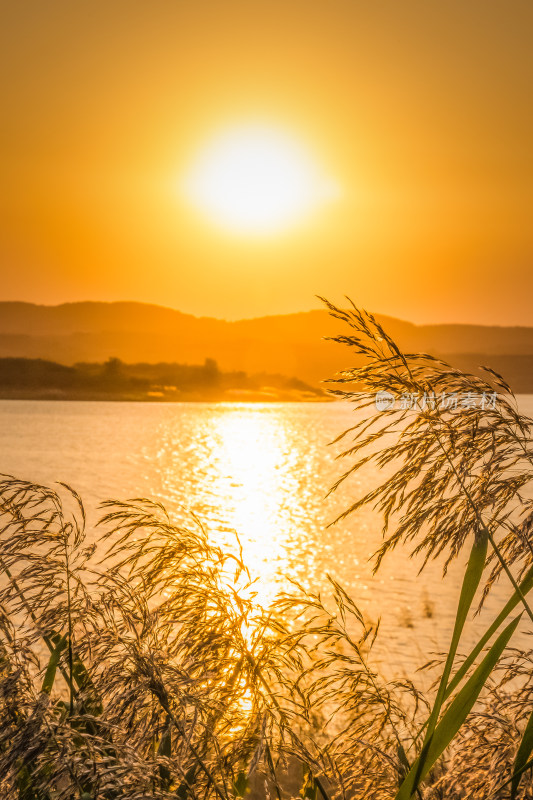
[{"xmin": 1, "ymin": 301, "xmax": 533, "ymax": 391}]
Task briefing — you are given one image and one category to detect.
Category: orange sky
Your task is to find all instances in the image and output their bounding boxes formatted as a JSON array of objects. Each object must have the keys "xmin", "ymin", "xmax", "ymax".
[{"xmin": 1, "ymin": 1, "xmax": 532, "ymax": 325}]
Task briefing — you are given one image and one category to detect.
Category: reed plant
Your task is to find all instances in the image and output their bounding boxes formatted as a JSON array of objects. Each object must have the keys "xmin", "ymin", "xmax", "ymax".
[
  {"xmin": 1, "ymin": 299, "xmax": 533, "ymax": 798},
  {"xmin": 314, "ymin": 299, "xmax": 533, "ymax": 799},
  {"xmin": 0, "ymin": 480, "xmax": 315, "ymax": 799}
]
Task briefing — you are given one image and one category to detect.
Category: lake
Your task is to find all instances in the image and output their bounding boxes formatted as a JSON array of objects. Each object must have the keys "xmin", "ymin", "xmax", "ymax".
[{"xmin": 1, "ymin": 398, "xmax": 532, "ymax": 673}]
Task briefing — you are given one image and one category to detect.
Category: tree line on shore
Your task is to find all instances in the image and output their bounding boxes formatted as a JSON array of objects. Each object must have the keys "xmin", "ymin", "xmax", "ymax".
[{"xmin": 0, "ymin": 357, "xmax": 324, "ymax": 401}]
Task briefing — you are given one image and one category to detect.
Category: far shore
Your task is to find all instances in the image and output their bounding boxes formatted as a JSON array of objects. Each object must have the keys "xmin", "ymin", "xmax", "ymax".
[{"xmin": 0, "ymin": 389, "xmax": 332, "ymax": 403}]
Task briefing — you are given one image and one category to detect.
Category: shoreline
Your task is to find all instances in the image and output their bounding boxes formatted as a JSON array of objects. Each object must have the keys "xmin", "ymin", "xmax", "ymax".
[{"xmin": 0, "ymin": 391, "xmax": 332, "ymax": 404}]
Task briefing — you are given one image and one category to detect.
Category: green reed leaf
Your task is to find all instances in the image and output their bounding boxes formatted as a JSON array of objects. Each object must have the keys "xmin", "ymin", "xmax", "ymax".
[
  {"xmin": 48, "ymin": 629, "xmax": 102, "ymax": 716},
  {"xmin": 511, "ymin": 707, "xmax": 533, "ymax": 799},
  {"xmin": 158, "ymin": 717, "xmax": 172, "ymax": 790},
  {"xmin": 41, "ymin": 634, "xmax": 68, "ymax": 696},
  {"xmin": 71, "ymin": 655, "xmax": 103, "ymax": 715},
  {"xmin": 301, "ymin": 767, "xmax": 318, "ymax": 800},
  {"xmin": 488, "ymin": 756, "xmax": 533, "ymax": 800},
  {"xmin": 396, "ymin": 744, "xmax": 411, "ymax": 785},
  {"xmin": 16, "ymin": 763, "xmax": 37, "ymax": 800},
  {"xmin": 176, "ymin": 765, "xmax": 197, "ymax": 799},
  {"xmin": 445, "ymin": 563, "xmax": 533, "ymax": 700},
  {"xmin": 420, "ymin": 527, "xmax": 488, "ymax": 758},
  {"xmin": 233, "ymin": 770, "xmax": 249, "ymax": 797},
  {"xmin": 396, "ymin": 613, "xmax": 522, "ymax": 800}
]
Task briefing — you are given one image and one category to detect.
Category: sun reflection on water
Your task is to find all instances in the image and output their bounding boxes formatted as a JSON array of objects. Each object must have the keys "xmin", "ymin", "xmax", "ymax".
[
  {"xmin": 207, "ymin": 407, "xmax": 299, "ymax": 606},
  {"xmin": 154, "ymin": 404, "xmax": 331, "ymax": 612}
]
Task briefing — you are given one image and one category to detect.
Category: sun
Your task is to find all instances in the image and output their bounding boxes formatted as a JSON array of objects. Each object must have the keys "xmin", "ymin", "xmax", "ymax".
[{"xmin": 182, "ymin": 124, "xmax": 339, "ymax": 234}]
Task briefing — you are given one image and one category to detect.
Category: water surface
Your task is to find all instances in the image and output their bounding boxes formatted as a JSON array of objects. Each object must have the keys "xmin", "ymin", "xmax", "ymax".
[{"xmin": 1, "ymin": 398, "xmax": 532, "ymax": 672}]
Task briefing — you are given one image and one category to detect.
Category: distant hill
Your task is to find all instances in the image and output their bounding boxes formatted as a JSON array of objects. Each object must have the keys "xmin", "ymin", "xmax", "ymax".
[{"xmin": 1, "ymin": 301, "xmax": 533, "ymax": 391}]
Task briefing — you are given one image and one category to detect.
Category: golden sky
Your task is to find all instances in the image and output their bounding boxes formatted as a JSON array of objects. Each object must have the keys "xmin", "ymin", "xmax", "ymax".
[{"xmin": 1, "ymin": 0, "xmax": 532, "ymax": 325}]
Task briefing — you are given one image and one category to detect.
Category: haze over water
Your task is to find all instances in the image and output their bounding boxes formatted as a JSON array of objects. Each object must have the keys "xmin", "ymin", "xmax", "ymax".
[{"xmin": 2, "ymin": 398, "xmax": 532, "ymax": 673}]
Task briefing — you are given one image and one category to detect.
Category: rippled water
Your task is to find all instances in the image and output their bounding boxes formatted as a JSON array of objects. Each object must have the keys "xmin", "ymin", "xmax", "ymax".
[{"xmin": 1, "ymin": 398, "xmax": 532, "ymax": 672}]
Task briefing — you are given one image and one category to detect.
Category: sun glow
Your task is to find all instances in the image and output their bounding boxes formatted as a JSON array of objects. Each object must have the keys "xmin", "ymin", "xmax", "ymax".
[{"xmin": 182, "ymin": 124, "xmax": 339, "ymax": 234}]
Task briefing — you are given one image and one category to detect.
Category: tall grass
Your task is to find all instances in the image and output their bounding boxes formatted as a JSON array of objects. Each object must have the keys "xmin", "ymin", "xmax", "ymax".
[{"xmin": 1, "ymin": 300, "xmax": 533, "ymax": 798}]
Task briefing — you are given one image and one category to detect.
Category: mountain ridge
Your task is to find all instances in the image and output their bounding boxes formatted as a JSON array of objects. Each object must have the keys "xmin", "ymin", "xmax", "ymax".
[
  {"xmin": 2, "ymin": 299, "xmax": 533, "ymax": 332},
  {"xmin": 1, "ymin": 301, "xmax": 533, "ymax": 389}
]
